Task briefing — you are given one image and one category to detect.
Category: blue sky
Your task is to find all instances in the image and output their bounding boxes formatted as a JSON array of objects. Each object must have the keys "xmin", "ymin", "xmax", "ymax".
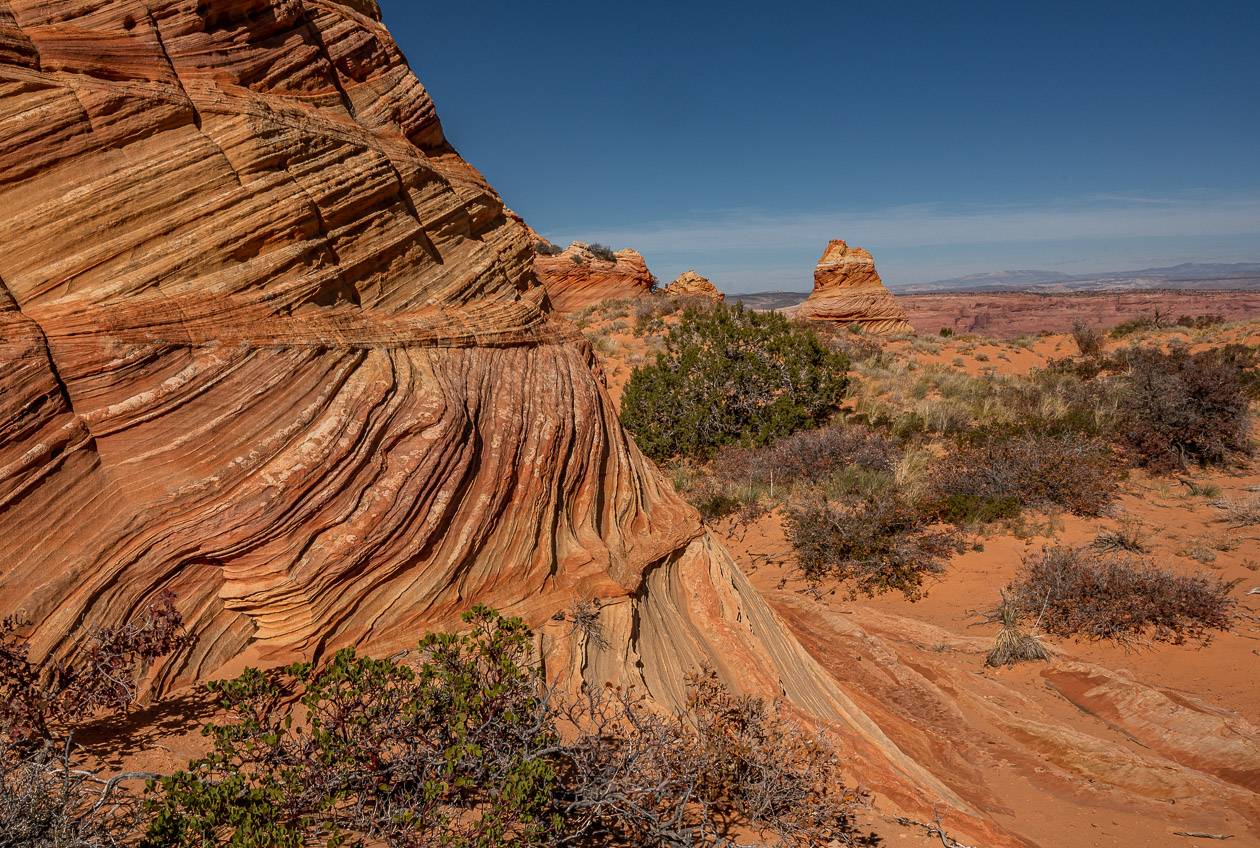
[{"xmin": 381, "ymin": 1, "xmax": 1260, "ymax": 291}]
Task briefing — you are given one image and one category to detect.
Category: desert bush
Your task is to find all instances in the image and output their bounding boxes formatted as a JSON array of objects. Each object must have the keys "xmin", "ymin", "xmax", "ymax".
[
  {"xmin": 938, "ymin": 327, "xmax": 954, "ymax": 337},
  {"xmin": 631, "ymin": 295, "xmax": 685, "ymax": 336},
  {"xmin": 587, "ymin": 242, "xmax": 617, "ymax": 262},
  {"xmin": 1004, "ymin": 546, "xmax": 1237, "ymax": 645},
  {"xmin": 535, "ymin": 241, "xmax": 565, "ymax": 256},
  {"xmin": 621, "ymin": 303, "xmax": 849, "ymax": 461},
  {"xmin": 1, "ymin": 597, "xmax": 188, "ymax": 847},
  {"xmin": 1176, "ymin": 313, "xmax": 1225, "ymax": 330},
  {"xmin": 927, "ymin": 432, "xmax": 1122, "ymax": 522},
  {"xmin": 1110, "ymin": 309, "xmax": 1171, "ymax": 338},
  {"xmin": 145, "ymin": 606, "xmax": 874, "ymax": 848},
  {"xmin": 785, "ymin": 497, "xmax": 961, "ymax": 600},
  {"xmin": 1070, "ymin": 320, "xmax": 1104, "ymax": 358},
  {"xmin": 1113, "ymin": 344, "xmax": 1254, "ymax": 469},
  {"xmin": 1, "ymin": 594, "xmax": 188, "ymax": 747}
]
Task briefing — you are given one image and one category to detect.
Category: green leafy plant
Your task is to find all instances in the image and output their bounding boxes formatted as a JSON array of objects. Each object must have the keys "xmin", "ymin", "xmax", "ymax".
[{"xmin": 621, "ymin": 303, "xmax": 849, "ymax": 461}]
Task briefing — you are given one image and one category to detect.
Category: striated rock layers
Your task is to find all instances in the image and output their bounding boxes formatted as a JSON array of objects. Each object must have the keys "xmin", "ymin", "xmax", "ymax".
[
  {"xmin": 663, "ymin": 269, "xmax": 724, "ymax": 301},
  {"xmin": 794, "ymin": 239, "xmax": 913, "ymax": 333},
  {"xmin": 533, "ymin": 241, "xmax": 655, "ymax": 313},
  {"xmin": 0, "ymin": 3, "xmax": 1026, "ymax": 843}
]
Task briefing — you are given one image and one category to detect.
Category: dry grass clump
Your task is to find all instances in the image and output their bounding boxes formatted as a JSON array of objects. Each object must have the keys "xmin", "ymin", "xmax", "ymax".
[
  {"xmin": 785, "ymin": 497, "xmax": 962, "ymax": 600},
  {"xmin": 982, "ymin": 594, "xmax": 1050, "ymax": 667},
  {"xmin": 1212, "ymin": 494, "xmax": 1260, "ymax": 527},
  {"xmin": 1091, "ymin": 519, "xmax": 1149, "ymax": 553},
  {"xmin": 1005, "ymin": 546, "xmax": 1237, "ymax": 645}
]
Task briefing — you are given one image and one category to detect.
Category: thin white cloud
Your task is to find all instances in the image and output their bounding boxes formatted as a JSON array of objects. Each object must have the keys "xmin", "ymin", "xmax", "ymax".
[
  {"xmin": 540, "ymin": 192, "xmax": 1260, "ymax": 289},
  {"xmin": 547, "ymin": 193, "xmax": 1260, "ymax": 254}
]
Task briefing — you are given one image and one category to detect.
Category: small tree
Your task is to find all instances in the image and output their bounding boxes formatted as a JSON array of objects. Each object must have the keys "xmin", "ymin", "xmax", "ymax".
[{"xmin": 620, "ymin": 303, "xmax": 850, "ymax": 461}]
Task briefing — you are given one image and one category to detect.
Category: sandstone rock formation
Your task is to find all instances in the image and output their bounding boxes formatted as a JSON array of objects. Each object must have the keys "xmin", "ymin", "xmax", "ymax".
[
  {"xmin": 664, "ymin": 269, "xmax": 724, "ymax": 301},
  {"xmin": 0, "ymin": 4, "xmax": 1026, "ymax": 843},
  {"xmin": 793, "ymin": 240, "xmax": 913, "ymax": 333},
  {"xmin": 533, "ymin": 241, "xmax": 655, "ymax": 313}
]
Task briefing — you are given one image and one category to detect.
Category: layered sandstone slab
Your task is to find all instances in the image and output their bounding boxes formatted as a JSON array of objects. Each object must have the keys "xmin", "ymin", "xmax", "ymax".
[
  {"xmin": 664, "ymin": 269, "xmax": 724, "ymax": 301},
  {"xmin": 534, "ymin": 241, "xmax": 655, "ymax": 313},
  {"xmin": 793, "ymin": 239, "xmax": 913, "ymax": 333}
]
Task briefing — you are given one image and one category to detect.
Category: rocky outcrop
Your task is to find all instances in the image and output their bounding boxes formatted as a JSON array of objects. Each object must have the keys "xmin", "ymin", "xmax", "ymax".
[
  {"xmin": 0, "ymin": 4, "xmax": 1071, "ymax": 843},
  {"xmin": 663, "ymin": 269, "xmax": 724, "ymax": 301},
  {"xmin": 533, "ymin": 242, "xmax": 655, "ymax": 313},
  {"xmin": 793, "ymin": 240, "xmax": 913, "ymax": 333}
]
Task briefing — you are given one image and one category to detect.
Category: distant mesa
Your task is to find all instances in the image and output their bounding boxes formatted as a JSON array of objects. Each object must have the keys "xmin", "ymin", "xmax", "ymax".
[
  {"xmin": 792, "ymin": 239, "xmax": 913, "ymax": 334},
  {"xmin": 533, "ymin": 240, "xmax": 656, "ymax": 314},
  {"xmin": 663, "ymin": 270, "xmax": 724, "ymax": 301}
]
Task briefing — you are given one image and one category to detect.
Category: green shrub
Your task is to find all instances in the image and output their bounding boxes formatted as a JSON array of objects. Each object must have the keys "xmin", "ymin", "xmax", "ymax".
[
  {"xmin": 534, "ymin": 241, "xmax": 565, "ymax": 256},
  {"xmin": 1110, "ymin": 310, "xmax": 1171, "ymax": 338},
  {"xmin": 620, "ymin": 303, "xmax": 849, "ymax": 461},
  {"xmin": 144, "ymin": 607, "xmax": 875, "ymax": 848}
]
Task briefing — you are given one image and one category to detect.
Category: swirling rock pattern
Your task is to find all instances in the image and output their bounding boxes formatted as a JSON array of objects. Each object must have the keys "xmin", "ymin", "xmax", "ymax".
[
  {"xmin": 663, "ymin": 269, "xmax": 724, "ymax": 301},
  {"xmin": 793, "ymin": 239, "xmax": 913, "ymax": 333},
  {"xmin": 533, "ymin": 241, "xmax": 655, "ymax": 314},
  {"xmin": 0, "ymin": 3, "xmax": 1027, "ymax": 842}
]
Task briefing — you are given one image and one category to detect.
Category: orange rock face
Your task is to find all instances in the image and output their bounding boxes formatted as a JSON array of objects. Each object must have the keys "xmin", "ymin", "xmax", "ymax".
[
  {"xmin": 663, "ymin": 269, "xmax": 724, "ymax": 301},
  {"xmin": 533, "ymin": 242, "xmax": 656, "ymax": 313},
  {"xmin": 793, "ymin": 239, "xmax": 913, "ymax": 333},
  {"xmin": 0, "ymin": 4, "xmax": 1139, "ymax": 842}
]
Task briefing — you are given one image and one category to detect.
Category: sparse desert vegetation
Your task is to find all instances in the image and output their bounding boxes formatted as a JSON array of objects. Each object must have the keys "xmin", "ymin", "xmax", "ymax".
[{"xmin": 3, "ymin": 606, "xmax": 877, "ymax": 848}]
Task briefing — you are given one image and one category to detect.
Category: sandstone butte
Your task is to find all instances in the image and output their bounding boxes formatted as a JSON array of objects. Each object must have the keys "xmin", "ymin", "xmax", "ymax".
[
  {"xmin": 533, "ymin": 240, "xmax": 656, "ymax": 313},
  {"xmin": 792, "ymin": 239, "xmax": 914, "ymax": 333},
  {"xmin": 663, "ymin": 269, "xmax": 725, "ymax": 301},
  {"xmin": 0, "ymin": 4, "xmax": 1254, "ymax": 846}
]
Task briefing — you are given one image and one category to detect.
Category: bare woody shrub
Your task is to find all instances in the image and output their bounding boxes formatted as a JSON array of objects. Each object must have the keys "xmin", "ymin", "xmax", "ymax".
[
  {"xmin": 1070, "ymin": 321, "xmax": 1104, "ymax": 358},
  {"xmin": 1, "ymin": 596, "xmax": 189, "ymax": 847},
  {"xmin": 1005, "ymin": 546, "xmax": 1237, "ymax": 645},
  {"xmin": 927, "ymin": 432, "xmax": 1122, "ymax": 523},
  {"xmin": 713, "ymin": 424, "xmax": 896, "ymax": 493},
  {"xmin": 785, "ymin": 497, "xmax": 961, "ymax": 600}
]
